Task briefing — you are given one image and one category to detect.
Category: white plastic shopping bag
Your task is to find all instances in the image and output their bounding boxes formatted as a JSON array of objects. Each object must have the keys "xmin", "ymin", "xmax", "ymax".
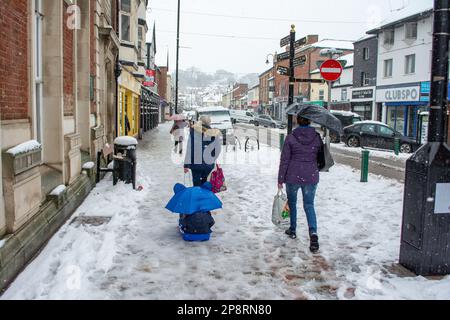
[{"xmin": 272, "ymin": 189, "xmax": 290, "ymax": 227}]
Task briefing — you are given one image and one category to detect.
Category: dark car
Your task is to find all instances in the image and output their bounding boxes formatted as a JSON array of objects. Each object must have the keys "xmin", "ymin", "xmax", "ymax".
[
  {"xmin": 253, "ymin": 114, "xmax": 286, "ymax": 129},
  {"xmin": 329, "ymin": 111, "xmax": 362, "ymax": 143},
  {"xmin": 342, "ymin": 121, "xmax": 420, "ymax": 153}
]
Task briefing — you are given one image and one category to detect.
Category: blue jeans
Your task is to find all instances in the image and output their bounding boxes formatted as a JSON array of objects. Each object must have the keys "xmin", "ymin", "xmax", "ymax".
[{"xmin": 286, "ymin": 184, "xmax": 318, "ymax": 235}]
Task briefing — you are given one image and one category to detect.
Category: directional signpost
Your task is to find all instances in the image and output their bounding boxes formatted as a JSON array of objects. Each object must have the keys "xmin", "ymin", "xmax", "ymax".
[
  {"xmin": 280, "ymin": 35, "xmax": 290, "ymax": 47},
  {"xmin": 277, "ymin": 66, "xmax": 290, "ymax": 76},
  {"xmin": 277, "ymin": 51, "xmax": 290, "ymax": 62},
  {"xmin": 293, "ymin": 55, "xmax": 307, "ymax": 67},
  {"xmin": 294, "ymin": 36, "xmax": 307, "ymax": 48}
]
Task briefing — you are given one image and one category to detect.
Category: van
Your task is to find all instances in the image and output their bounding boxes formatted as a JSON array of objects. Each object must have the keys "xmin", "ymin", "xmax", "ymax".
[
  {"xmin": 229, "ymin": 110, "xmax": 255, "ymax": 124},
  {"xmin": 195, "ymin": 106, "xmax": 234, "ymax": 145}
]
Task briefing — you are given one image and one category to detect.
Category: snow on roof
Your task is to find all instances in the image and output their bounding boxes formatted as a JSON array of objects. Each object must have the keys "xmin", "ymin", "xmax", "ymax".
[
  {"xmin": 354, "ymin": 120, "xmax": 389, "ymax": 126},
  {"xmin": 6, "ymin": 140, "xmax": 41, "ymax": 156},
  {"xmin": 339, "ymin": 53, "xmax": 354, "ymax": 68},
  {"xmin": 354, "ymin": 34, "xmax": 376, "ymax": 43},
  {"xmin": 367, "ymin": 0, "xmax": 433, "ymax": 33},
  {"xmin": 299, "ymin": 39, "xmax": 354, "ymax": 52},
  {"xmin": 114, "ymin": 136, "xmax": 138, "ymax": 146}
]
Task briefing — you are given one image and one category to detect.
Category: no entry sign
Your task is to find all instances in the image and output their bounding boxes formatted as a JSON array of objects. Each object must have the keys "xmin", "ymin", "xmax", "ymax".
[{"xmin": 320, "ymin": 59, "xmax": 343, "ymax": 82}]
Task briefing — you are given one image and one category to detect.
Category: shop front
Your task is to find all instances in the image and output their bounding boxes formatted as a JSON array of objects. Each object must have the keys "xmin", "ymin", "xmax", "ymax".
[
  {"xmin": 118, "ymin": 69, "xmax": 141, "ymax": 137},
  {"xmin": 351, "ymin": 87, "xmax": 376, "ymax": 120},
  {"xmin": 376, "ymin": 84, "xmax": 428, "ymax": 138}
]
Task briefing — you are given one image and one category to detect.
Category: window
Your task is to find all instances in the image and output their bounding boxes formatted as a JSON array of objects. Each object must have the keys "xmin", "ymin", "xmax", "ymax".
[
  {"xmin": 120, "ymin": 0, "xmax": 131, "ymax": 42},
  {"xmin": 138, "ymin": 26, "xmax": 143, "ymax": 59},
  {"xmin": 361, "ymin": 72, "xmax": 367, "ymax": 86},
  {"xmin": 384, "ymin": 29, "xmax": 395, "ymax": 46},
  {"xmin": 405, "ymin": 54, "xmax": 416, "ymax": 74},
  {"xmin": 384, "ymin": 59, "xmax": 393, "ymax": 77},
  {"xmin": 379, "ymin": 126, "xmax": 394, "ymax": 136},
  {"xmin": 34, "ymin": 0, "xmax": 43, "ymax": 143},
  {"xmin": 363, "ymin": 47, "xmax": 370, "ymax": 60},
  {"xmin": 405, "ymin": 22, "xmax": 418, "ymax": 40},
  {"xmin": 361, "ymin": 124, "xmax": 377, "ymax": 134},
  {"xmin": 341, "ymin": 88, "xmax": 348, "ymax": 101},
  {"xmin": 319, "ymin": 90, "xmax": 324, "ymax": 101}
]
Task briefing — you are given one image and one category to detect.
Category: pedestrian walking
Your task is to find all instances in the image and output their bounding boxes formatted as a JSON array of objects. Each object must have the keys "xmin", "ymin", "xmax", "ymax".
[
  {"xmin": 170, "ymin": 118, "xmax": 187, "ymax": 154},
  {"xmin": 184, "ymin": 116, "xmax": 222, "ymax": 186},
  {"xmin": 278, "ymin": 114, "xmax": 323, "ymax": 253}
]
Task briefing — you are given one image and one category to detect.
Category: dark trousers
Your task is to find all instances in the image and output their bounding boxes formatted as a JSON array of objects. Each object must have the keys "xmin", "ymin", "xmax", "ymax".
[{"xmin": 192, "ymin": 167, "xmax": 214, "ymax": 187}]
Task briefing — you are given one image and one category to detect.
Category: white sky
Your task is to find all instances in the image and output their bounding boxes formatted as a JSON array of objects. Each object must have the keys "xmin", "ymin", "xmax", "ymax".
[{"xmin": 146, "ymin": 0, "xmax": 419, "ymax": 74}]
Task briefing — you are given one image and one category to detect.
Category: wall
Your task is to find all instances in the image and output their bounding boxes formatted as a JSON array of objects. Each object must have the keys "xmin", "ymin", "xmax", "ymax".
[
  {"xmin": 0, "ymin": 0, "xmax": 29, "ymax": 121},
  {"xmin": 353, "ymin": 37, "xmax": 378, "ymax": 88},
  {"xmin": 376, "ymin": 15, "xmax": 433, "ymax": 87},
  {"xmin": 309, "ymin": 72, "xmax": 327, "ymax": 102}
]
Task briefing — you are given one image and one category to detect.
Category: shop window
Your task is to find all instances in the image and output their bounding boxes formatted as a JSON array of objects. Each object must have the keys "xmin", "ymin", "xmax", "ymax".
[
  {"xmin": 384, "ymin": 59, "xmax": 393, "ymax": 78},
  {"xmin": 405, "ymin": 54, "xmax": 416, "ymax": 74}
]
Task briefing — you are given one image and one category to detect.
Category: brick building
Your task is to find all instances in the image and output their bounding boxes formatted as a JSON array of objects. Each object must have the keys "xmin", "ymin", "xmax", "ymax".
[
  {"xmin": 0, "ymin": 0, "xmax": 121, "ymax": 291},
  {"xmin": 231, "ymin": 83, "xmax": 248, "ymax": 110}
]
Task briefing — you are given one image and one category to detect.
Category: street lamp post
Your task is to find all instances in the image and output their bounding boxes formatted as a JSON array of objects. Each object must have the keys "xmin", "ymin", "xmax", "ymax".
[
  {"xmin": 175, "ymin": 0, "xmax": 181, "ymax": 115},
  {"xmin": 399, "ymin": 0, "xmax": 450, "ymax": 276}
]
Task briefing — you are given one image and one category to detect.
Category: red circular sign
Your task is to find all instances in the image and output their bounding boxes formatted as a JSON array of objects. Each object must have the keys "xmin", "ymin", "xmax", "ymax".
[{"xmin": 320, "ymin": 59, "xmax": 343, "ymax": 82}]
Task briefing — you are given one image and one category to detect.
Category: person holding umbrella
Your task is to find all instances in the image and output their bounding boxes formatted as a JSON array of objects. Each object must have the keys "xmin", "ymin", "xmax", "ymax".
[{"xmin": 278, "ymin": 114, "xmax": 323, "ymax": 253}]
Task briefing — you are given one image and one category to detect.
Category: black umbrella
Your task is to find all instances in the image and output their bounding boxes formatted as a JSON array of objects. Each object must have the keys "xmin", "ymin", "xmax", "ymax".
[{"xmin": 287, "ymin": 103, "xmax": 343, "ymax": 134}]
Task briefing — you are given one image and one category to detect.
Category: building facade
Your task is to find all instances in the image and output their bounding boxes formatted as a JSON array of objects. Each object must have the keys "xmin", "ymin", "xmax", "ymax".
[
  {"xmin": 351, "ymin": 35, "xmax": 378, "ymax": 120},
  {"xmin": 231, "ymin": 83, "xmax": 248, "ymax": 110},
  {"xmin": 258, "ymin": 67, "xmax": 274, "ymax": 115},
  {"xmin": 0, "ymin": 0, "xmax": 124, "ymax": 289},
  {"xmin": 330, "ymin": 53, "xmax": 354, "ymax": 112},
  {"xmin": 367, "ymin": 5, "xmax": 434, "ymax": 138},
  {"xmin": 247, "ymin": 85, "xmax": 260, "ymax": 111}
]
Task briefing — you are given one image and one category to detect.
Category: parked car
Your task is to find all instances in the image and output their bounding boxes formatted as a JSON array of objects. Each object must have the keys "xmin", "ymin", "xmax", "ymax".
[
  {"xmin": 230, "ymin": 110, "xmax": 255, "ymax": 124},
  {"xmin": 253, "ymin": 114, "xmax": 286, "ymax": 129},
  {"xmin": 329, "ymin": 111, "xmax": 362, "ymax": 143},
  {"xmin": 195, "ymin": 106, "xmax": 234, "ymax": 145},
  {"xmin": 342, "ymin": 121, "xmax": 420, "ymax": 153}
]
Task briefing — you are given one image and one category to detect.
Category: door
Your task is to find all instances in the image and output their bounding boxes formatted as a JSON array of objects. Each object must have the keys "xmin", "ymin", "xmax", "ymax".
[
  {"xmin": 360, "ymin": 124, "xmax": 379, "ymax": 148},
  {"xmin": 377, "ymin": 125, "xmax": 396, "ymax": 150}
]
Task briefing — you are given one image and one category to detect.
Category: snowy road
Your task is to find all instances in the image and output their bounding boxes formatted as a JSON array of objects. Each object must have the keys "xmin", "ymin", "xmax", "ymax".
[{"xmin": 2, "ymin": 123, "xmax": 449, "ymax": 300}]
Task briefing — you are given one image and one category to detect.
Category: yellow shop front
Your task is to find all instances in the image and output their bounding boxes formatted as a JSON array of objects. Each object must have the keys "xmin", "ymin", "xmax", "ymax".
[{"xmin": 118, "ymin": 69, "xmax": 141, "ymax": 137}]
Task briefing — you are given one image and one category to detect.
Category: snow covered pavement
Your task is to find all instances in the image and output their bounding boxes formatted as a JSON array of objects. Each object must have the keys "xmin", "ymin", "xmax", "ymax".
[{"xmin": 2, "ymin": 123, "xmax": 449, "ymax": 300}]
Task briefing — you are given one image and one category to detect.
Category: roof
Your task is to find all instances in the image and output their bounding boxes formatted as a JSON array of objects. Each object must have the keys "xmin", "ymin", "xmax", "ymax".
[
  {"xmin": 367, "ymin": 0, "xmax": 433, "ymax": 34},
  {"xmin": 298, "ymin": 39, "xmax": 354, "ymax": 53},
  {"xmin": 354, "ymin": 34, "xmax": 377, "ymax": 44}
]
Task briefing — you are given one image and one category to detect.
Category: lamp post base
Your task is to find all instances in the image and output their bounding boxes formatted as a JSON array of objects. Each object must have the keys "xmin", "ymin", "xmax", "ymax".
[{"xmin": 399, "ymin": 142, "xmax": 450, "ymax": 276}]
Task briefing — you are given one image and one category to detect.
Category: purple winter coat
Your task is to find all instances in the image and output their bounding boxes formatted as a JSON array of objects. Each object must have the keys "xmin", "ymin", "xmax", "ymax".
[{"xmin": 278, "ymin": 126, "xmax": 322, "ymax": 185}]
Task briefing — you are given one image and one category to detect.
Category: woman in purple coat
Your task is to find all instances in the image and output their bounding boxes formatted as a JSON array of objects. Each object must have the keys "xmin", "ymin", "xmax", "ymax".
[{"xmin": 278, "ymin": 115, "xmax": 323, "ymax": 253}]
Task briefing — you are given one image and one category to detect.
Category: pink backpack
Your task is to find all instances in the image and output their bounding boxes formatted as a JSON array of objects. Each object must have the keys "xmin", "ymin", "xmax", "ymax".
[{"xmin": 209, "ymin": 164, "xmax": 227, "ymax": 194}]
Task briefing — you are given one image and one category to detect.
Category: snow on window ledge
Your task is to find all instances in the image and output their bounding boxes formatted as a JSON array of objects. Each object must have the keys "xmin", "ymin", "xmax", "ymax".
[
  {"xmin": 6, "ymin": 140, "xmax": 41, "ymax": 156},
  {"xmin": 49, "ymin": 185, "xmax": 66, "ymax": 196},
  {"xmin": 82, "ymin": 162, "xmax": 95, "ymax": 170}
]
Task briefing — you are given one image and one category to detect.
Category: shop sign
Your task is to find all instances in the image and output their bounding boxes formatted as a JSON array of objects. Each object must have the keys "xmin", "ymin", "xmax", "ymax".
[
  {"xmin": 376, "ymin": 86, "xmax": 420, "ymax": 102},
  {"xmin": 352, "ymin": 89, "xmax": 373, "ymax": 100},
  {"xmin": 420, "ymin": 81, "xmax": 450, "ymax": 101},
  {"xmin": 144, "ymin": 69, "xmax": 155, "ymax": 87}
]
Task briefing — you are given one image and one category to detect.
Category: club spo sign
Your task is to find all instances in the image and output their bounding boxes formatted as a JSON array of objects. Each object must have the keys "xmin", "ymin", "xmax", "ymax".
[{"xmin": 376, "ymin": 86, "xmax": 420, "ymax": 103}]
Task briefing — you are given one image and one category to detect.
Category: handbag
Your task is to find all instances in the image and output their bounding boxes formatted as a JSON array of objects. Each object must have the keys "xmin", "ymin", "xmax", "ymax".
[
  {"xmin": 317, "ymin": 135, "xmax": 335, "ymax": 172},
  {"xmin": 209, "ymin": 163, "xmax": 227, "ymax": 194},
  {"xmin": 272, "ymin": 189, "xmax": 290, "ymax": 227}
]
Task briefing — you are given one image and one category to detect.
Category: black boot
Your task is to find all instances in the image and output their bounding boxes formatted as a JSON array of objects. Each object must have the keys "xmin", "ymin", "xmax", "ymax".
[
  {"xmin": 310, "ymin": 233, "xmax": 319, "ymax": 253},
  {"xmin": 285, "ymin": 229, "xmax": 297, "ymax": 239}
]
